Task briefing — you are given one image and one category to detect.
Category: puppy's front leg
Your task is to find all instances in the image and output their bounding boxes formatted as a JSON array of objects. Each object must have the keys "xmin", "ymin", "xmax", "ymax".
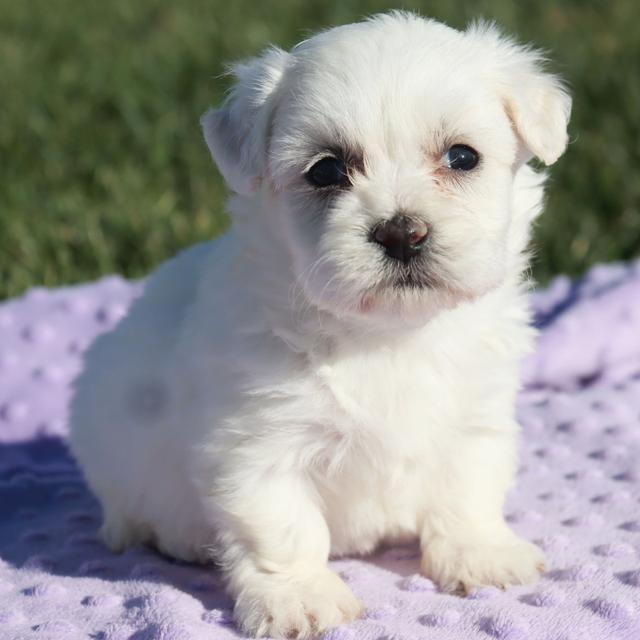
[
  {"xmin": 420, "ymin": 428, "xmax": 545, "ymax": 594},
  {"xmin": 211, "ymin": 472, "xmax": 362, "ymax": 638}
]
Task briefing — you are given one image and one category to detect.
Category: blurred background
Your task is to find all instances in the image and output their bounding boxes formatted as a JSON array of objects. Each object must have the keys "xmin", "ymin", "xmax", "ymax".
[{"xmin": 1, "ymin": 0, "xmax": 638, "ymax": 300}]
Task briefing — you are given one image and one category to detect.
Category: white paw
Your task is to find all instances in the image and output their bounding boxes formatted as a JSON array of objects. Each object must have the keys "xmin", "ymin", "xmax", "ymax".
[
  {"xmin": 234, "ymin": 568, "xmax": 363, "ymax": 639},
  {"xmin": 421, "ymin": 533, "xmax": 546, "ymax": 594}
]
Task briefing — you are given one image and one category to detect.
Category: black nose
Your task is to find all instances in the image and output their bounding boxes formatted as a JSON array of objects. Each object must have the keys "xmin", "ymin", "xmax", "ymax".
[{"xmin": 372, "ymin": 214, "xmax": 429, "ymax": 264}]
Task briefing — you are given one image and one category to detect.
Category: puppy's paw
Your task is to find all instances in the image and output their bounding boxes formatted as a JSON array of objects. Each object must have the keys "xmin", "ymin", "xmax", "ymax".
[
  {"xmin": 234, "ymin": 568, "xmax": 363, "ymax": 638},
  {"xmin": 421, "ymin": 534, "xmax": 545, "ymax": 595}
]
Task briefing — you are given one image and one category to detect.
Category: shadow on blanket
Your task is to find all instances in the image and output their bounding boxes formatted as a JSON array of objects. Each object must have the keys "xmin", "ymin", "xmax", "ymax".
[{"xmin": 0, "ymin": 437, "xmax": 239, "ymax": 611}]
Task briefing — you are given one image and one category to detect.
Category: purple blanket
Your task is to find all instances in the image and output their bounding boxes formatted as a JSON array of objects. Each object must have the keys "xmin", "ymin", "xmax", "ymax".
[{"xmin": 1, "ymin": 262, "xmax": 639, "ymax": 640}]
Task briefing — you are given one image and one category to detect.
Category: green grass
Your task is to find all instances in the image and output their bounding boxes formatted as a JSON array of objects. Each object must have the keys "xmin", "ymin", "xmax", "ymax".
[{"xmin": 1, "ymin": 0, "xmax": 638, "ymax": 299}]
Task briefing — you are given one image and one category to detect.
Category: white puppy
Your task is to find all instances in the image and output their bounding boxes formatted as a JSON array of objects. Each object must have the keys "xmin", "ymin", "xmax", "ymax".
[{"xmin": 70, "ymin": 11, "xmax": 571, "ymax": 639}]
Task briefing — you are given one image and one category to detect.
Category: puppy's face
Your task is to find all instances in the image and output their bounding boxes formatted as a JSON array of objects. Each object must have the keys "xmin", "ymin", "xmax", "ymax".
[{"xmin": 203, "ymin": 13, "xmax": 571, "ymax": 324}]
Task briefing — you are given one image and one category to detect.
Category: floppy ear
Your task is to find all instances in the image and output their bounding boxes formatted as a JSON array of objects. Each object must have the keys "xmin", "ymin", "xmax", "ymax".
[
  {"xmin": 502, "ymin": 61, "xmax": 572, "ymax": 166},
  {"xmin": 471, "ymin": 23, "xmax": 572, "ymax": 166},
  {"xmin": 201, "ymin": 47, "xmax": 290, "ymax": 195}
]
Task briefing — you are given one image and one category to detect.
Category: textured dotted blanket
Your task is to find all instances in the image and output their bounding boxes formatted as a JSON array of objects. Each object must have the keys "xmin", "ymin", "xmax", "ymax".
[{"xmin": 1, "ymin": 261, "xmax": 639, "ymax": 640}]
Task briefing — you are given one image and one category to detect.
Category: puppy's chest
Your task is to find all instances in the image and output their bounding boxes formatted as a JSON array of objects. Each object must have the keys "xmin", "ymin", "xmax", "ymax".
[{"xmin": 312, "ymin": 341, "xmax": 461, "ymax": 451}]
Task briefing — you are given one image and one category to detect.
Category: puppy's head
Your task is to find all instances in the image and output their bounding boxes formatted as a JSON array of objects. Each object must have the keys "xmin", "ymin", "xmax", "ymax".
[{"xmin": 202, "ymin": 12, "xmax": 571, "ymax": 325}]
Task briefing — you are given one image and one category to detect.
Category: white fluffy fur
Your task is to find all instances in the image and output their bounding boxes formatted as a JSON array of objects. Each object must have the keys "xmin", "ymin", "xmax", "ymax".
[{"xmin": 70, "ymin": 12, "xmax": 570, "ymax": 639}]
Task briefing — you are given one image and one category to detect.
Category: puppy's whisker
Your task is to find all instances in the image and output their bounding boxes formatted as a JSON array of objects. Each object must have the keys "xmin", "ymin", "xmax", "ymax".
[
  {"xmin": 292, "ymin": 254, "xmax": 332, "ymax": 305},
  {"xmin": 288, "ymin": 254, "xmax": 336, "ymax": 323}
]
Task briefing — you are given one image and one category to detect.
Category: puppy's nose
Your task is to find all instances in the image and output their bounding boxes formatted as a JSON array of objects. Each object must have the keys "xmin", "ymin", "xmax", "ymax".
[{"xmin": 372, "ymin": 214, "xmax": 429, "ymax": 264}]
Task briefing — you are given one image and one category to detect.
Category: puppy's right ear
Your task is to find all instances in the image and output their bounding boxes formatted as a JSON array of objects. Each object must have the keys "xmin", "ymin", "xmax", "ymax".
[{"xmin": 201, "ymin": 47, "xmax": 290, "ymax": 196}]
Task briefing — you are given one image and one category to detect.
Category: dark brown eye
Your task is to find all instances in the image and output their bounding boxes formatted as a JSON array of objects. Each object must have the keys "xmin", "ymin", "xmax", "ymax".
[
  {"xmin": 306, "ymin": 157, "xmax": 349, "ymax": 188},
  {"xmin": 444, "ymin": 144, "xmax": 480, "ymax": 171}
]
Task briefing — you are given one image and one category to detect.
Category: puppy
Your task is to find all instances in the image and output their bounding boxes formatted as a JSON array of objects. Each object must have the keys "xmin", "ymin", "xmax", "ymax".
[{"xmin": 70, "ymin": 11, "xmax": 571, "ymax": 639}]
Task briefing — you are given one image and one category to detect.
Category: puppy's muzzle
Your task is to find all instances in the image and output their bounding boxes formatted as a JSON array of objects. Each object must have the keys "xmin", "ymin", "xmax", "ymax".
[{"xmin": 371, "ymin": 214, "xmax": 429, "ymax": 264}]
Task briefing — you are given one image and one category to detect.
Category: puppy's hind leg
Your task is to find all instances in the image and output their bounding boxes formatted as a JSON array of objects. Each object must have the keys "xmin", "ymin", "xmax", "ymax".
[
  {"xmin": 99, "ymin": 508, "xmax": 143, "ymax": 553},
  {"xmin": 208, "ymin": 472, "xmax": 362, "ymax": 639}
]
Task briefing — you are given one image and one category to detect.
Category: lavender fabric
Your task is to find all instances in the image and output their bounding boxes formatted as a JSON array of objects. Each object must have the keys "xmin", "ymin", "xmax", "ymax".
[{"xmin": 1, "ymin": 261, "xmax": 640, "ymax": 640}]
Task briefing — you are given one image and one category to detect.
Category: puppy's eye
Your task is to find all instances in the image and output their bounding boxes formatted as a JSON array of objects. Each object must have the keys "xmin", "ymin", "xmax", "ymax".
[
  {"xmin": 444, "ymin": 144, "xmax": 480, "ymax": 171},
  {"xmin": 306, "ymin": 157, "xmax": 349, "ymax": 188}
]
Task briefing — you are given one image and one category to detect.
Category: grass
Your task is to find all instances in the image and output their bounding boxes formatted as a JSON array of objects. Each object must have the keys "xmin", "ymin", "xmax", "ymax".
[{"xmin": 1, "ymin": 0, "xmax": 638, "ymax": 299}]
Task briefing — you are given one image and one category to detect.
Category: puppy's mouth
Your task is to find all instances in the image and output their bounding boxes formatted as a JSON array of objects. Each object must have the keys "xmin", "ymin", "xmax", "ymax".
[
  {"xmin": 392, "ymin": 270, "xmax": 439, "ymax": 290},
  {"xmin": 387, "ymin": 258, "xmax": 447, "ymax": 290},
  {"xmin": 355, "ymin": 276, "xmax": 434, "ymax": 314},
  {"xmin": 356, "ymin": 264, "xmax": 475, "ymax": 316}
]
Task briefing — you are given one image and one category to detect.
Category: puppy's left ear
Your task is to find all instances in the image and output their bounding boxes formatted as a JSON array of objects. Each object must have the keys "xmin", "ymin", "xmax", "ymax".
[
  {"xmin": 473, "ymin": 24, "xmax": 572, "ymax": 166},
  {"xmin": 502, "ymin": 63, "xmax": 572, "ymax": 166},
  {"xmin": 201, "ymin": 47, "xmax": 290, "ymax": 195}
]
